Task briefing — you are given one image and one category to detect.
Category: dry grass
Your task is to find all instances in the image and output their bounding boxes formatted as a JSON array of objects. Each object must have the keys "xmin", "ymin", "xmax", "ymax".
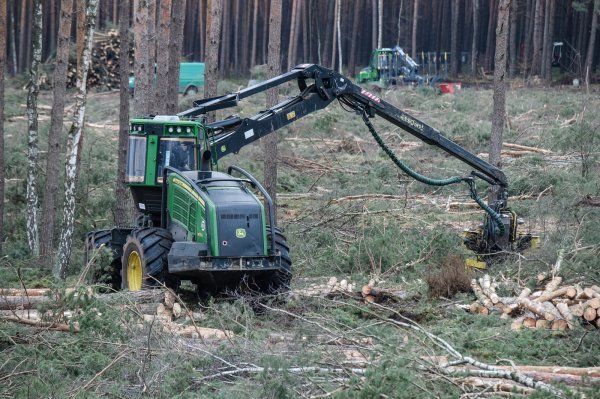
[{"xmin": 426, "ymin": 255, "xmax": 473, "ymax": 299}]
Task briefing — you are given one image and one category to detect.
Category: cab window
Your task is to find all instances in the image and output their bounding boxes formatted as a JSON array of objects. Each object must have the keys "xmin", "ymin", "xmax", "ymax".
[
  {"xmin": 156, "ymin": 137, "xmax": 196, "ymax": 183},
  {"xmin": 126, "ymin": 136, "xmax": 147, "ymax": 183}
]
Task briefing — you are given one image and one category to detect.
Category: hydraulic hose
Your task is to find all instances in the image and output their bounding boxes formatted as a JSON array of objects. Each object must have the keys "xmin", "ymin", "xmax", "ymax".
[{"xmin": 359, "ymin": 110, "xmax": 505, "ymax": 235}]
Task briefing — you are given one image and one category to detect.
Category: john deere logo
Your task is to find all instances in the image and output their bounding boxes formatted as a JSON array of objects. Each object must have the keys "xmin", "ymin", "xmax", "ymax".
[{"xmin": 235, "ymin": 228, "xmax": 246, "ymax": 238}]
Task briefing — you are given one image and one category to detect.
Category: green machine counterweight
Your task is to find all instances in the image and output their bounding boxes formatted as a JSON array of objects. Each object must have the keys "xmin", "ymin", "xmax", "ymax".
[{"xmin": 86, "ymin": 64, "xmax": 533, "ymax": 294}]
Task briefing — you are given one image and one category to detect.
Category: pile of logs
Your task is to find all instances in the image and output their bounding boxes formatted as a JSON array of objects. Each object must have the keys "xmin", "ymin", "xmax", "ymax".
[
  {"xmin": 468, "ymin": 274, "xmax": 600, "ymax": 331},
  {"xmin": 291, "ymin": 277, "xmax": 413, "ymax": 304},
  {"xmin": 67, "ymin": 29, "xmax": 133, "ymax": 90},
  {"xmin": 290, "ymin": 277, "xmax": 356, "ymax": 299}
]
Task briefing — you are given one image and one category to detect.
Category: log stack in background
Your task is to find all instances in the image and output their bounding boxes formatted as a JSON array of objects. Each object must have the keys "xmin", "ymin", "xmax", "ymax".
[
  {"xmin": 467, "ymin": 274, "xmax": 600, "ymax": 331},
  {"xmin": 67, "ymin": 29, "xmax": 133, "ymax": 91}
]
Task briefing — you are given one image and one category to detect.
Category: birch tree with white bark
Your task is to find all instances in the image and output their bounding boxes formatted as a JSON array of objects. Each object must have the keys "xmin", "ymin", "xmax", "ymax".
[
  {"xmin": 25, "ymin": 0, "xmax": 43, "ymax": 256},
  {"xmin": 54, "ymin": 0, "xmax": 100, "ymax": 279}
]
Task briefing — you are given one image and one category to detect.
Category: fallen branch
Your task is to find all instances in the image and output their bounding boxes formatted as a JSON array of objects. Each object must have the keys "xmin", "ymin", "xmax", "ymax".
[
  {"xmin": 1, "ymin": 315, "xmax": 79, "ymax": 332},
  {"xmin": 194, "ymin": 365, "xmax": 366, "ymax": 383}
]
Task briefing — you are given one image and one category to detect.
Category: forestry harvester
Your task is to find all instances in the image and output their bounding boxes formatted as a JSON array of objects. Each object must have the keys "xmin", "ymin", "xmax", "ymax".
[
  {"xmin": 86, "ymin": 64, "xmax": 534, "ymax": 293},
  {"xmin": 356, "ymin": 46, "xmax": 425, "ymax": 87}
]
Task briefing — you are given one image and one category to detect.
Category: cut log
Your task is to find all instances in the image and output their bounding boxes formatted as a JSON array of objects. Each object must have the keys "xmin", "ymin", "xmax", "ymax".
[
  {"xmin": 551, "ymin": 319, "xmax": 569, "ymax": 331},
  {"xmin": 570, "ymin": 303, "xmax": 585, "ymax": 317},
  {"xmin": 471, "ymin": 279, "xmax": 493, "ymax": 308},
  {"xmin": 176, "ymin": 325, "xmax": 233, "ymax": 340},
  {"xmin": 587, "ymin": 297, "xmax": 600, "ymax": 309},
  {"xmin": 164, "ymin": 290, "xmax": 176, "ymax": 309},
  {"xmin": 537, "ymin": 286, "xmax": 575, "ymax": 303},
  {"xmin": 517, "ymin": 297, "xmax": 552, "ymax": 320},
  {"xmin": 541, "ymin": 301, "xmax": 562, "ymax": 321},
  {"xmin": 511, "ymin": 315, "xmax": 527, "ymax": 331},
  {"xmin": 565, "ymin": 286, "xmax": 577, "ymax": 299},
  {"xmin": 498, "ymin": 365, "xmax": 600, "ymax": 378},
  {"xmin": 535, "ymin": 319, "xmax": 549, "ymax": 329},
  {"xmin": 172, "ymin": 302, "xmax": 182, "ymax": 319},
  {"xmin": 361, "ymin": 285, "xmax": 371, "ymax": 297},
  {"xmin": 503, "ymin": 142, "xmax": 554, "ymax": 154},
  {"xmin": 544, "ymin": 276, "xmax": 562, "ymax": 293},
  {"xmin": 555, "ymin": 302, "xmax": 574, "ymax": 328},
  {"xmin": 1, "ymin": 315, "xmax": 79, "ymax": 332},
  {"xmin": 0, "ymin": 288, "xmax": 74, "ymax": 296},
  {"xmin": 504, "ymin": 287, "xmax": 531, "ymax": 315},
  {"xmin": 583, "ymin": 306, "xmax": 597, "ymax": 321},
  {"xmin": 0, "ymin": 295, "xmax": 52, "ymax": 310},
  {"xmin": 523, "ymin": 317, "xmax": 537, "ymax": 328}
]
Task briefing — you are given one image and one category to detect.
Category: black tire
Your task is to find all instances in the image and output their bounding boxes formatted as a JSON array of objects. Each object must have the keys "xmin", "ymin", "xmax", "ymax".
[
  {"xmin": 184, "ymin": 86, "xmax": 198, "ymax": 96},
  {"xmin": 260, "ymin": 226, "xmax": 292, "ymax": 294},
  {"xmin": 85, "ymin": 229, "xmax": 121, "ymax": 290},
  {"xmin": 121, "ymin": 228, "xmax": 179, "ymax": 291}
]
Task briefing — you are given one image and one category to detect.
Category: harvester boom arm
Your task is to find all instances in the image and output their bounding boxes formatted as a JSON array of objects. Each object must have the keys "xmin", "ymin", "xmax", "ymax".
[{"xmin": 180, "ymin": 64, "xmax": 507, "ymax": 189}]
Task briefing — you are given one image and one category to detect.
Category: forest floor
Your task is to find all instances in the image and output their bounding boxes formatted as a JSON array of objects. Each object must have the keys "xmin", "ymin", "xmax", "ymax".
[{"xmin": 1, "ymin": 78, "xmax": 600, "ymax": 398}]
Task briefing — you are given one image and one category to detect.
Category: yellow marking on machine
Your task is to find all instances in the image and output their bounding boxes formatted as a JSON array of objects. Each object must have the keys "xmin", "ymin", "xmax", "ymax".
[
  {"xmin": 172, "ymin": 177, "xmax": 205, "ymax": 206},
  {"xmin": 465, "ymin": 258, "xmax": 487, "ymax": 269},
  {"xmin": 287, "ymin": 111, "xmax": 296, "ymax": 120}
]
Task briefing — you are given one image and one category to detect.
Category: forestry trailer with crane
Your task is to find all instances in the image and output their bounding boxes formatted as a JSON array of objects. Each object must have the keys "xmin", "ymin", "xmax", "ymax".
[
  {"xmin": 356, "ymin": 46, "xmax": 425, "ymax": 87},
  {"xmin": 86, "ymin": 64, "xmax": 534, "ymax": 294}
]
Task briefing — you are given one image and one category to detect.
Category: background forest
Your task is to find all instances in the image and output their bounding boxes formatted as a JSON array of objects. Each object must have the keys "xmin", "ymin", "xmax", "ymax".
[{"xmin": 4, "ymin": 0, "xmax": 600, "ymax": 81}]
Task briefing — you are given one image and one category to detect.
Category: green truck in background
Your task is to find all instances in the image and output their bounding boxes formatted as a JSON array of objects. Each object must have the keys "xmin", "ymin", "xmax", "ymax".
[{"xmin": 129, "ymin": 62, "xmax": 205, "ymax": 96}]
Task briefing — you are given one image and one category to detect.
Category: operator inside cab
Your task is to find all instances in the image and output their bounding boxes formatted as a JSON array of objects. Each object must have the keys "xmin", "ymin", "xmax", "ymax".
[{"xmin": 156, "ymin": 137, "xmax": 196, "ymax": 182}]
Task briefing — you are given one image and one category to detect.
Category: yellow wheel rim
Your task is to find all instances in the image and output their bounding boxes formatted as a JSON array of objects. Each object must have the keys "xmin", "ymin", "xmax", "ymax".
[{"xmin": 127, "ymin": 250, "xmax": 143, "ymax": 291}]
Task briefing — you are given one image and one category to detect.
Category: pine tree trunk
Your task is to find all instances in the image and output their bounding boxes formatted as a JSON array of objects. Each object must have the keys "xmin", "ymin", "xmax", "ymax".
[
  {"xmin": 76, "ymin": 0, "xmax": 85, "ymax": 69},
  {"xmin": 115, "ymin": 0, "xmax": 131, "ymax": 226},
  {"xmin": 522, "ymin": 0, "xmax": 533, "ymax": 75},
  {"xmin": 485, "ymin": 0, "xmax": 497, "ymax": 71},
  {"xmin": 54, "ymin": 0, "xmax": 99, "ymax": 280},
  {"xmin": 204, "ymin": 0, "xmax": 222, "ymax": 123},
  {"xmin": 155, "ymin": 0, "xmax": 172, "ymax": 114},
  {"xmin": 377, "ymin": 0, "xmax": 383, "ymax": 48},
  {"xmin": 371, "ymin": 0, "xmax": 377, "ymax": 48},
  {"xmin": 541, "ymin": 0, "xmax": 550, "ymax": 78},
  {"xmin": 25, "ymin": 0, "xmax": 43, "ymax": 257},
  {"xmin": 18, "ymin": 0, "xmax": 27, "ymax": 73},
  {"xmin": 543, "ymin": 0, "xmax": 555, "ymax": 81},
  {"xmin": 133, "ymin": 0, "xmax": 150, "ymax": 116},
  {"xmin": 509, "ymin": 0, "xmax": 518, "ymax": 77},
  {"xmin": 412, "ymin": 0, "xmax": 419, "ymax": 59},
  {"xmin": 396, "ymin": 0, "xmax": 403, "ymax": 45},
  {"xmin": 302, "ymin": 1, "xmax": 308, "ymax": 61},
  {"xmin": 585, "ymin": 1, "xmax": 599, "ymax": 79},
  {"xmin": 8, "ymin": 0, "xmax": 17, "ymax": 75},
  {"xmin": 0, "ymin": 0, "xmax": 6, "ymax": 254},
  {"xmin": 331, "ymin": 0, "xmax": 337, "ymax": 69},
  {"xmin": 40, "ymin": 0, "xmax": 73, "ymax": 258},
  {"xmin": 530, "ymin": 0, "xmax": 543, "ymax": 76},
  {"xmin": 336, "ymin": 0, "xmax": 342, "ymax": 73},
  {"xmin": 264, "ymin": 0, "xmax": 282, "ymax": 223},
  {"xmin": 450, "ymin": 0, "xmax": 460, "ymax": 77},
  {"xmin": 148, "ymin": 0, "xmax": 156, "ymax": 85},
  {"xmin": 348, "ymin": 0, "xmax": 361, "ymax": 75},
  {"xmin": 472, "ymin": 0, "xmax": 479, "ymax": 75},
  {"xmin": 489, "ymin": 0, "xmax": 510, "ymax": 202},
  {"xmin": 251, "ymin": 0, "xmax": 259, "ymax": 66},
  {"xmin": 219, "ymin": 0, "xmax": 229, "ymax": 74},
  {"xmin": 166, "ymin": 0, "xmax": 186, "ymax": 114},
  {"xmin": 287, "ymin": 0, "xmax": 297, "ymax": 70}
]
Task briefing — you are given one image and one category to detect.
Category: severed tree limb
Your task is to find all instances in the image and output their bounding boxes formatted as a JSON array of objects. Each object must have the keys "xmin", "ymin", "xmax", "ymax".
[
  {"xmin": 329, "ymin": 299, "xmax": 566, "ymax": 398},
  {"xmin": 1, "ymin": 315, "xmax": 79, "ymax": 332},
  {"xmin": 193, "ymin": 366, "xmax": 366, "ymax": 383}
]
